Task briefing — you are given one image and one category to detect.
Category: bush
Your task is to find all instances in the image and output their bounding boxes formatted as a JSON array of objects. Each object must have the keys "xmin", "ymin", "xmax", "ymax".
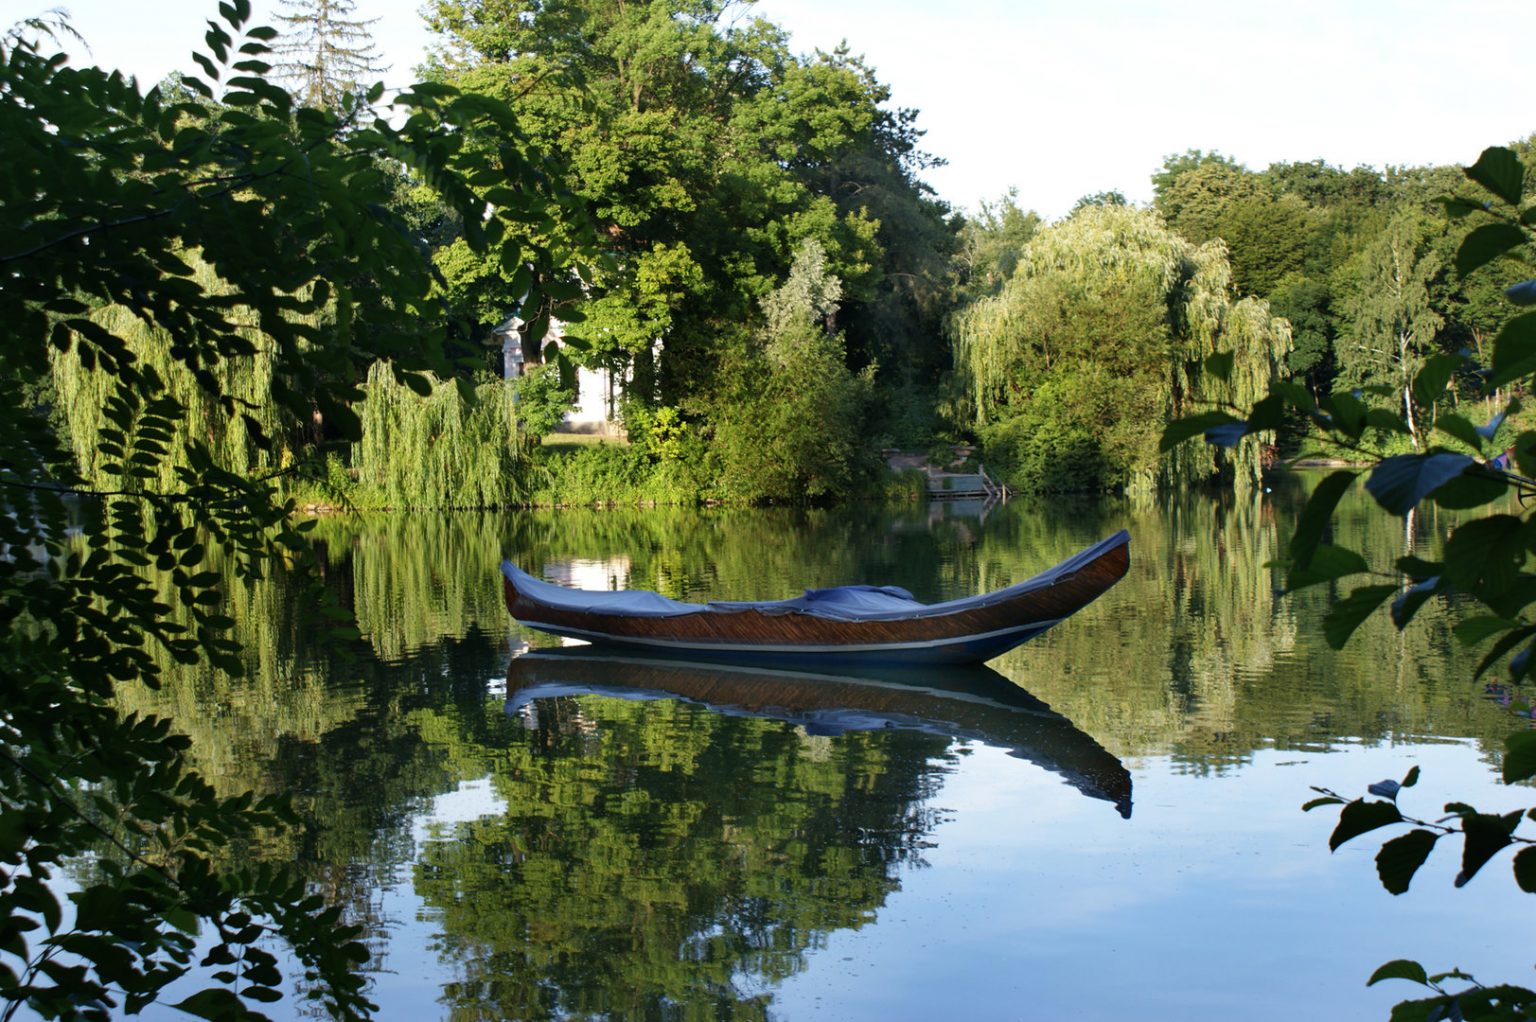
[
  {"xmin": 512, "ymin": 362, "xmax": 577, "ymax": 440},
  {"xmin": 712, "ymin": 326, "xmax": 877, "ymax": 503},
  {"xmin": 353, "ymin": 365, "xmax": 525, "ymax": 509},
  {"xmin": 529, "ymin": 441, "xmax": 708, "ymax": 507},
  {"xmin": 980, "ymin": 369, "xmax": 1154, "ymax": 492}
]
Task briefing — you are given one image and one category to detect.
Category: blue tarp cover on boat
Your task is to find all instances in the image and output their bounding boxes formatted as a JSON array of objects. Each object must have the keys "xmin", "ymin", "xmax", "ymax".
[
  {"xmin": 502, "ymin": 564, "xmax": 920, "ymax": 620},
  {"xmin": 708, "ymin": 585, "xmax": 921, "ymax": 619},
  {"xmin": 502, "ymin": 529, "xmax": 1129, "ymax": 624},
  {"xmin": 503, "ymin": 564, "xmax": 707, "ymax": 617}
]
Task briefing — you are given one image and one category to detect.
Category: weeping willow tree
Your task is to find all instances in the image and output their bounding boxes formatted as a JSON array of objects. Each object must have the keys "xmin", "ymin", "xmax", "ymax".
[
  {"xmin": 950, "ymin": 204, "xmax": 1291, "ymax": 492},
  {"xmin": 51, "ymin": 254, "xmax": 302, "ymax": 489},
  {"xmin": 353, "ymin": 361, "xmax": 526, "ymax": 508}
]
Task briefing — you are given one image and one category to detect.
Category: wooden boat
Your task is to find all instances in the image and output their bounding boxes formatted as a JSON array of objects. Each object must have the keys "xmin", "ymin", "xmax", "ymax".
[
  {"xmin": 501, "ymin": 530, "xmax": 1129, "ymax": 666},
  {"xmin": 504, "ymin": 649, "xmax": 1133, "ymax": 817}
]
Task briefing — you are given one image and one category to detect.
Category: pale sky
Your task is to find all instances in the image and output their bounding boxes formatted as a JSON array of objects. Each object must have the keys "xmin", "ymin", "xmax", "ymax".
[{"xmin": 10, "ymin": 0, "xmax": 1534, "ymax": 218}]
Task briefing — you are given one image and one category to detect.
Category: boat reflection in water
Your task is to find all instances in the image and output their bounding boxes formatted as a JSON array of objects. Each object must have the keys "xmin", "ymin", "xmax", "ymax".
[{"xmin": 504, "ymin": 648, "xmax": 1132, "ymax": 818}]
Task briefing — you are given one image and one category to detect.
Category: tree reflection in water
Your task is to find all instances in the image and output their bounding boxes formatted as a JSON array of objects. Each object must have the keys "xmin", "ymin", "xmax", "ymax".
[
  {"xmin": 103, "ymin": 486, "xmax": 1515, "ymax": 1018},
  {"xmin": 417, "ymin": 681, "xmax": 950, "ymax": 1020}
]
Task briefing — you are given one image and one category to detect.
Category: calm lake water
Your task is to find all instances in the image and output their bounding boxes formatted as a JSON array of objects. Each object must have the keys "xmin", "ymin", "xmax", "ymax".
[{"xmin": 111, "ymin": 475, "xmax": 1533, "ymax": 1020}]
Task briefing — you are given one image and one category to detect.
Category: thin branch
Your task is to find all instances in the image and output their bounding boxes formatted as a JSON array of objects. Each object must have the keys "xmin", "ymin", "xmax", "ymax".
[{"xmin": 0, "ymin": 746, "xmax": 177, "ymax": 883}]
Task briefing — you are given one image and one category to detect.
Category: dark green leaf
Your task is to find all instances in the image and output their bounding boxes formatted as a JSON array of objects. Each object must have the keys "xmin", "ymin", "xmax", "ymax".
[
  {"xmin": 1442, "ymin": 514, "xmax": 1528, "ymax": 600},
  {"xmin": 399, "ymin": 372, "xmax": 433, "ymax": 397},
  {"xmin": 1397, "ymin": 556, "xmax": 1443, "ymax": 579},
  {"xmin": 1512, "ymin": 431, "xmax": 1536, "ymax": 479},
  {"xmin": 1513, "ymin": 846, "xmax": 1536, "ymax": 892},
  {"xmin": 1365, "ymin": 453, "xmax": 1476, "ymax": 516},
  {"xmin": 1159, "ymin": 411, "xmax": 1243, "ymax": 454},
  {"xmin": 1303, "ymin": 796, "xmax": 1346, "ymax": 811},
  {"xmin": 163, "ymin": 907, "xmax": 200, "ymax": 935},
  {"xmin": 171, "ymin": 989, "xmax": 248, "ymax": 1020},
  {"xmin": 1439, "ymin": 195, "xmax": 1492, "ymax": 219},
  {"xmin": 1484, "ymin": 576, "xmax": 1536, "ymax": 621},
  {"xmin": 242, "ymin": 985, "xmax": 282, "ymax": 1003},
  {"xmin": 1453, "ymin": 616, "xmax": 1519, "ymax": 647},
  {"xmin": 1369, "ymin": 960, "xmax": 1429, "ymax": 988},
  {"xmin": 1432, "ymin": 413, "xmax": 1483, "ymax": 452},
  {"xmin": 1465, "ymin": 146, "xmax": 1526, "ymax": 206},
  {"xmin": 1324, "ymin": 585, "xmax": 1398, "ymax": 649},
  {"xmin": 1455, "ymin": 814, "xmax": 1513, "ymax": 886},
  {"xmin": 315, "ymin": 390, "xmax": 362, "ymax": 441},
  {"xmin": 1504, "ymin": 731, "xmax": 1536, "ymax": 784},
  {"xmin": 1245, "ymin": 391, "xmax": 1289, "ymax": 433},
  {"xmin": 1364, "ymin": 408, "xmax": 1412, "ymax": 436},
  {"xmin": 1286, "ymin": 544, "xmax": 1369, "ymax": 590},
  {"xmin": 190, "ymin": 52, "xmax": 221, "ymax": 82},
  {"xmin": 1204, "ymin": 350, "xmax": 1234, "ymax": 381},
  {"xmin": 1289, "ymin": 471, "xmax": 1357, "ymax": 568},
  {"xmin": 1413, "ymin": 354, "xmax": 1466, "ymax": 407},
  {"xmin": 1458, "ymin": 222, "xmax": 1528, "ymax": 277},
  {"xmin": 1375, "ymin": 830, "xmax": 1439, "ymax": 895},
  {"xmin": 1475, "ymin": 624, "xmax": 1536, "ymax": 679},
  {"xmin": 11, "ymin": 876, "xmax": 61, "ymax": 933},
  {"xmin": 1329, "ymin": 798, "xmax": 1403, "ymax": 851},
  {"xmin": 1322, "ymin": 391, "xmax": 1368, "ymax": 438},
  {"xmin": 1430, "ymin": 470, "xmax": 1509, "ymax": 510},
  {"xmin": 1489, "ymin": 313, "xmax": 1536, "ymax": 388}
]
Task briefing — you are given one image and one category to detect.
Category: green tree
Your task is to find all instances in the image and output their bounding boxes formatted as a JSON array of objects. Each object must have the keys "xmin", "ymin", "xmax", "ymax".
[
  {"xmin": 1219, "ymin": 192, "xmax": 1311, "ymax": 297},
  {"xmin": 1165, "ymin": 145, "xmax": 1536, "ymax": 1022},
  {"xmin": 1068, "ymin": 190, "xmax": 1128, "ymax": 216},
  {"xmin": 271, "ymin": 0, "xmax": 386, "ymax": 109},
  {"xmin": 953, "ymin": 189, "xmax": 1041, "ymax": 301},
  {"xmin": 0, "ymin": 2, "xmax": 582, "ymax": 1015},
  {"xmin": 422, "ymin": 0, "xmax": 953, "ymax": 457},
  {"xmin": 512, "ymin": 362, "xmax": 578, "ymax": 440},
  {"xmin": 1151, "ymin": 148, "xmax": 1246, "ymax": 230},
  {"xmin": 1335, "ymin": 209, "xmax": 1445, "ymax": 446},
  {"xmin": 950, "ymin": 205, "xmax": 1291, "ymax": 492},
  {"xmin": 1263, "ymin": 159, "xmax": 1390, "ymax": 209},
  {"xmin": 1253, "ymin": 159, "xmax": 1396, "ymax": 404},
  {"xmin": 1268, "ymin": 273, "xmax": 1335, "ymax": 392},
  {"xmin": 713, "ymin": 240, "xmax": 875, "ymax": 502},
  {"xmin": 1154, "ymin": 155, "xmax": 1310, "ymax": 298}
]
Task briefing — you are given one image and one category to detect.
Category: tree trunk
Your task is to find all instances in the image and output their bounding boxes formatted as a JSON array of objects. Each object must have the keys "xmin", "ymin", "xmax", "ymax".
[{"xmin": 1400, "ymin": 329, "xmax": 1418, "ymax": 449}]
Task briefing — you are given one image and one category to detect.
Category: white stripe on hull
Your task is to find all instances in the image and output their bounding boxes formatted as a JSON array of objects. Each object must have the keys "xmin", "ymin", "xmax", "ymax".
[{"xmin": 516, "ymin": 618, "xmax": 1063, "ymax": 655}]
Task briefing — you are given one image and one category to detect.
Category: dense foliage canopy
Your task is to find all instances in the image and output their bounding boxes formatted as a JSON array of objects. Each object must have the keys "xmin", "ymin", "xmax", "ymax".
[
  {"xmin": 0, "ymin": 2, "xmax": 584, "ymax": 1016},
  {"xmin": 1168, "ymin": 146, "xmax": 1536, "ymax": 1022},
  {"xmin": 421, "ymin": 0, "xmax": 955, "ymax": 444},
  {"xmin": 949, "ymin": 205, "xmax": 1291, "ymax": 493}
]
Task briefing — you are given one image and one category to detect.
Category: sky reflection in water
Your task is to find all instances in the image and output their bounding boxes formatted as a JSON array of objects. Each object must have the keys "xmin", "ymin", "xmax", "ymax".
[{"xmin": 109, "ymin": 485, "xmax": 1535, "ymax": 1020}]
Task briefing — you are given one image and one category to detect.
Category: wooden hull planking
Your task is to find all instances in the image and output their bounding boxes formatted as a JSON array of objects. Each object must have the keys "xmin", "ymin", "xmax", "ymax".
[{"xmin": 503, "ymin": 530, "xmax": 1130, "ymax": 666}]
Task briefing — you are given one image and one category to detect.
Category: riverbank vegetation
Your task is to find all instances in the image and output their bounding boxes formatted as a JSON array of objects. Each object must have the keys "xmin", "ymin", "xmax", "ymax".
[
  {"xmin": 30, "ymin": 3, "xmax": 1536, "ymax": 510},
  {"xmin": 0, "ymin": 2, "xmax": 592, "ymax": 1014},
  {"xmin": 10, "ymin": 0, "xmax": 1536, "ymax": 1016},
  {"xmin": 1167, "ymin": 145, "xmax": 1536, "ymax": 1022}
]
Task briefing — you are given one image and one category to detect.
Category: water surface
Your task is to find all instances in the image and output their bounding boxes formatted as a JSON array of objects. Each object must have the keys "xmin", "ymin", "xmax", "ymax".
[{"xmin": 113, "ymin": 479, "xmax": 1533, "ymax": 1020}]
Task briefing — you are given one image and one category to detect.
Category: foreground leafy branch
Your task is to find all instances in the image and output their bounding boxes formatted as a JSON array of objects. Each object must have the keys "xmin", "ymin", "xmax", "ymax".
[
  {"xmin": 0, "ymin": 2, "xmax": 588, "ymax": 1018},
  {"xmin": 1166, "ymin": 145, "xmax": 1536, "ymax": 1022}
]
